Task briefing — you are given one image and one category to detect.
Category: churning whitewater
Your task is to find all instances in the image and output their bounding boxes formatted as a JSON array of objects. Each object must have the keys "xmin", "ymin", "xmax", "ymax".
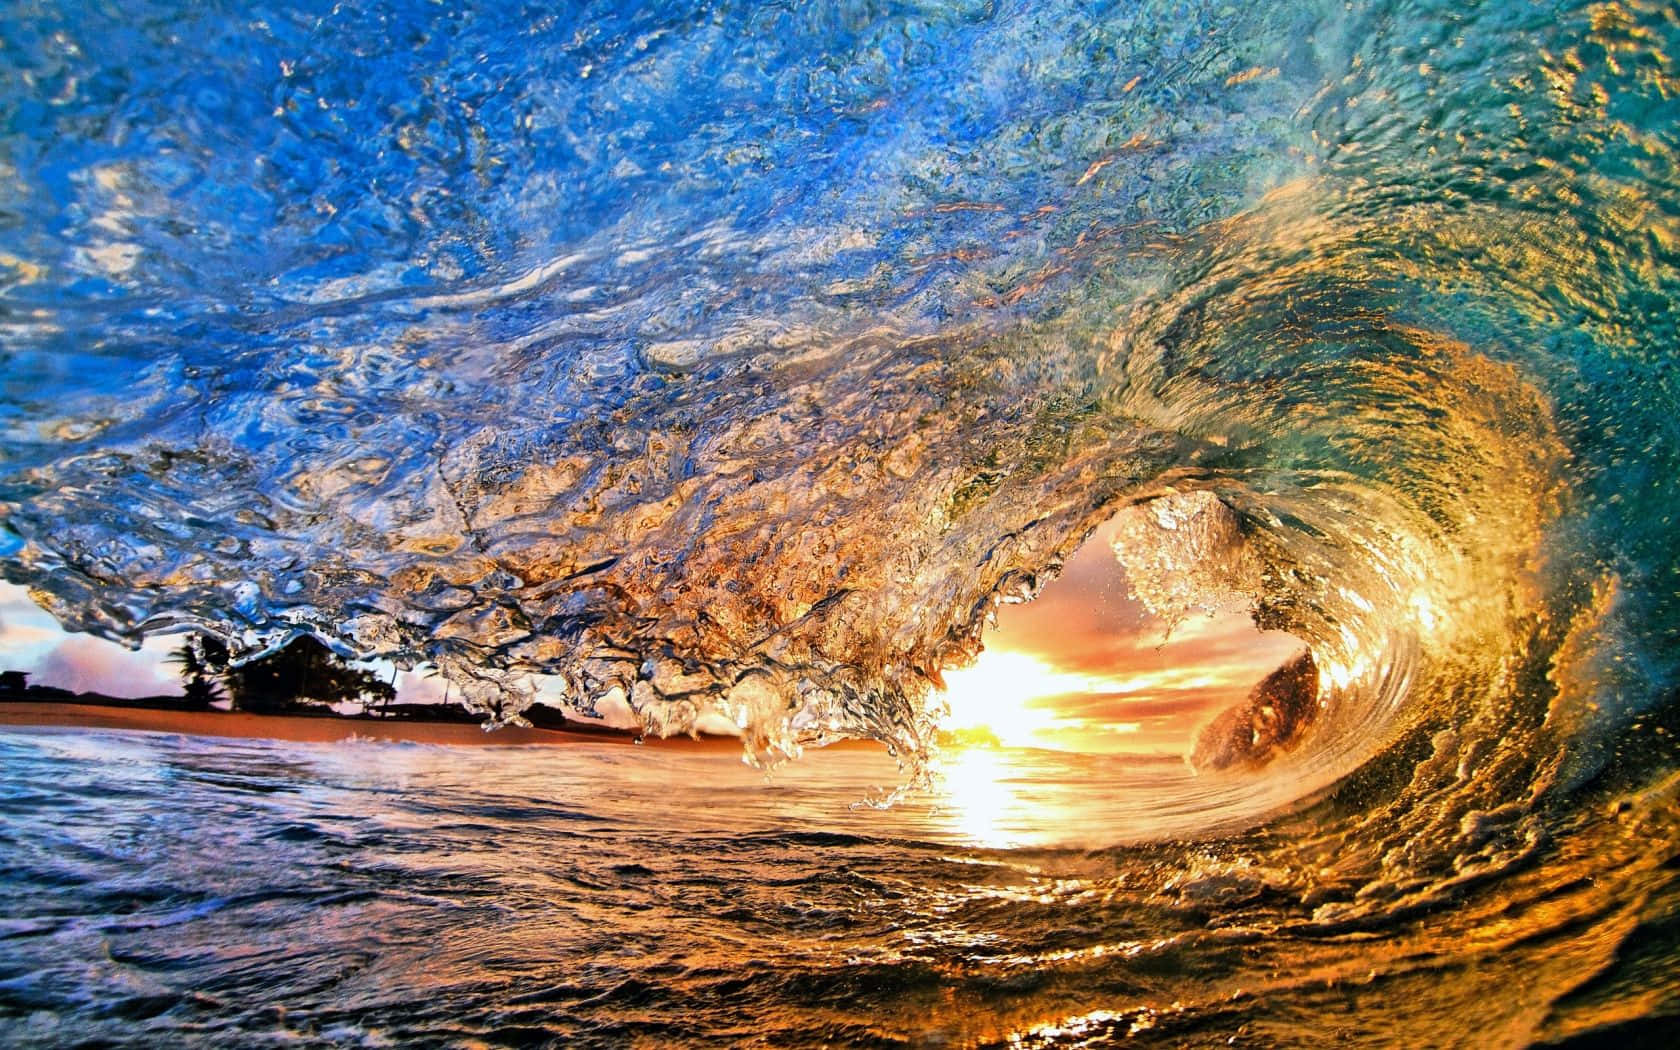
[{"xmin": 2, "ymin": 0, "xmax": 1678, "ymax": 1044}]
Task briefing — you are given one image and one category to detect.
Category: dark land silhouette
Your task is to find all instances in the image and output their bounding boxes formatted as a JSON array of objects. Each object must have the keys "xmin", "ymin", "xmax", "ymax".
[{"xmin": 0, "ymin": 638, "xmax": 630, "ymax": 739}]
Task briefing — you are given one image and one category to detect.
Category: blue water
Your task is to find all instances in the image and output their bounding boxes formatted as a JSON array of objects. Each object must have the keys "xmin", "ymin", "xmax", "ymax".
[{"xmin": 3, "ymin": 0, "xmax": 1680, "ymax": 1043}]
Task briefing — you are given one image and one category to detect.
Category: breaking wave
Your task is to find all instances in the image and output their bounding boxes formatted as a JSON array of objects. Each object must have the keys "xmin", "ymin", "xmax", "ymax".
[{"xmin": 3, "ymin": 0, "xmax": 1678, "ymax": 877}]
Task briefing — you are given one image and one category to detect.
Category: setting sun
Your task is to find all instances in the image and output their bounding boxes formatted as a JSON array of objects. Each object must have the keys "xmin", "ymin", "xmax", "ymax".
[
  {"xmin": 936, "ymin": 649, "xmax": 1109, "ymax": 748},
  {"xmin": 924, "ymin": 512, "xmax": 1309, "ymax": 755}
]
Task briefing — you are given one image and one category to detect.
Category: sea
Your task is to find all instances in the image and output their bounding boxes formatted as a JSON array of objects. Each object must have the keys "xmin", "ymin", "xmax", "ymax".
[
  {"xmin": 2, "ymin": 0, "xmax": 1679, "ymax": 1045},
  {"xmin": 2, "ymin": 727, "xmax": 1673, "ymax": 1048}
]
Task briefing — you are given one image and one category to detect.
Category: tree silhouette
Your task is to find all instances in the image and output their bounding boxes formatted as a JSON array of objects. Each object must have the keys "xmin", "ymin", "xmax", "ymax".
[
  {"xmin": 174, "ymin": 635, "xmax": 395, "ymax": 715},
  {"xmin": 167, "ymin": 640, "xmax": 224, "ymax": 709}
]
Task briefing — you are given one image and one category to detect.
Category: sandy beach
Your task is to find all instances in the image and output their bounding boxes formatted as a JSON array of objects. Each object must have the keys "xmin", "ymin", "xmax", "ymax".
[
  {"xmin": 0, "ymin": 701, "xmax": 895, "ymax": 756},
  {"xmin": 0, "ymin": 701, "xmax": 652, "ymax": 747}
]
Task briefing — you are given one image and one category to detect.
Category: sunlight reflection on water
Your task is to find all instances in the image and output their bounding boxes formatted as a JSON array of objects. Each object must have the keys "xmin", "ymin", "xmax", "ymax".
[{"xmin": 930, "ymin": 747, "xmax": 1033, "ymax": 849}]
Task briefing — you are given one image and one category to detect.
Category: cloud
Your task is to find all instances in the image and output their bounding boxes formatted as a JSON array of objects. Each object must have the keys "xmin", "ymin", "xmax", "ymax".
[
  {"xmin": 29, "ymin": 633, "xmax": 180, "ymax": 697},
  {"xmin": 393, "ymin": 668, "xmax": 451, "ymax": 705},
  {"xmin": 0, "ymin": 583, "xmax": 71, "ymax": 663},
  {"xmin": 1033, "ymin": 689, "xmax": 1240, "ymax": 722},
  {"xmin": 0, "ymin": 616, "xmax": 64, "ymax": 650},
  {"xmin": 945, "ymin": 516, "xmax": 1313, "ymax": 753},
  {"xmin": 981, "ymin": 520, "xmax": 1303, "ymax": 689}
]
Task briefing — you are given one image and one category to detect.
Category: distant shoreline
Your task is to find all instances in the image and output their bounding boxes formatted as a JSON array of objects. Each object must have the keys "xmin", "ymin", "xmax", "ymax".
[{"xmin": 0, "ymin": 699, "xmax": 741, "ymax": 749}]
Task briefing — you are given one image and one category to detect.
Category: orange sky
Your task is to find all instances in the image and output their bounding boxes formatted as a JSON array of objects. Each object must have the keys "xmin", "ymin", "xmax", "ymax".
[{"xmin": 938, "ymin": 518, "xmax": 1303, "ymax": 754}]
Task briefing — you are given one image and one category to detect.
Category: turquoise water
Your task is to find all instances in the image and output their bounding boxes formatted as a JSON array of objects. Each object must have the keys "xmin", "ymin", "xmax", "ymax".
[{"xmin": 3, "ymin": 0, "xmax": 1679, "ymax": 1043}]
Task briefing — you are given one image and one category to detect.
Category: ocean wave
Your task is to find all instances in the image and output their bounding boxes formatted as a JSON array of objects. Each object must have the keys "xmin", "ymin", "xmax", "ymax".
[{"xmin": 2, "ymin": 0, "xmax": 1677, "ymax": 885}]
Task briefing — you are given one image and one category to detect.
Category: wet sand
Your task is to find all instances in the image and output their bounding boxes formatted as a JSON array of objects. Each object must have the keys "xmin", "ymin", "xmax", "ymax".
[
  {"xmin": 0, "ymin": 701, "xmax": 895, "ymax": 756},
  {"xmin": 0, "ymin": 701, "xmax": 654, "ymax": 747}
]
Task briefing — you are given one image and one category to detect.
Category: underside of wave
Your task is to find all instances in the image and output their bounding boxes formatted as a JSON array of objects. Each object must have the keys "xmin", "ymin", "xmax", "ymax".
[{"xmin": 0, "ymin": 294, "xmax": 1623, "ymax": 848}]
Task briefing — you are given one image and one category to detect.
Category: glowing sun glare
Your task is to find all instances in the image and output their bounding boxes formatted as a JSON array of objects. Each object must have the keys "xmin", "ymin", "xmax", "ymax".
[{"xmin": 937, "ymin": 649, "xmax": 1104, "ymax": 748}]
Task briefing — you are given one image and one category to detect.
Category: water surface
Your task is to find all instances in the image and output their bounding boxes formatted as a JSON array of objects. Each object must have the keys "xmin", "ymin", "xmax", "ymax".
[{"xmin": 4, "ymin": 0, "xmax": 1680, "ymax": 1043}]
